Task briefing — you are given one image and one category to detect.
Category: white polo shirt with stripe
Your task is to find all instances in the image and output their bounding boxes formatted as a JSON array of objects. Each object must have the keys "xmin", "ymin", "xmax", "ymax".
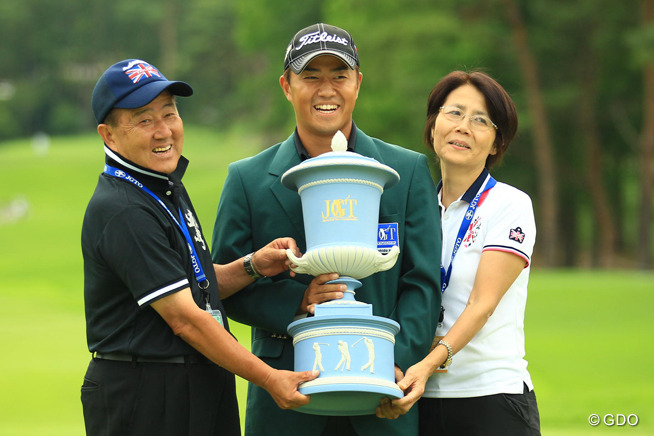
[{"xmin": 424, "ymin": 170, "xmax": 536, "ymax": 398}]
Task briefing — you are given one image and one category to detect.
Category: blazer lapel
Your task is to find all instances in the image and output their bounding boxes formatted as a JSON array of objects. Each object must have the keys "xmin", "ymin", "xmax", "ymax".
[
  {"xmin": 354, "ymin": 128, "xmax": 386, "ymax": 165},
  {"xmin": 268, "ymin": 135, "xmax": 305, "ymax": 233}
]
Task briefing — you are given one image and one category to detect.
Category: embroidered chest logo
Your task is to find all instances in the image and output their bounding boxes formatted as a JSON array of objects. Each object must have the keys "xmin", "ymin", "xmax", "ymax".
[
  {"xmin": 509, "ymin": 227, "xmax": 525, "ymax": 243},
  {"xmin": 184, "ymin": 209, "xmax": 206, "ymax": 250},
  {"xmin": 462, "ymin": 216, "xmax": 482, "ymax": 247}
]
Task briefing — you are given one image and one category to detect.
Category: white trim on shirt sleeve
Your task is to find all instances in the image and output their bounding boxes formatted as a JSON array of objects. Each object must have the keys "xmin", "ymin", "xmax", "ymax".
[{"xmin": 137, "ymin": 278, "xmax": 190, "ymax": 306}]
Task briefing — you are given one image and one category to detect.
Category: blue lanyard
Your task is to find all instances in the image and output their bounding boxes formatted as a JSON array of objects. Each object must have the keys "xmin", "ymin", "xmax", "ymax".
[
  {"xmin": 104, "ymin": 164, "xmax": 210, "ymax": 290},
  {"xmin": 440, "ymin": 176, "xmax": 496, "ymax": 293}
]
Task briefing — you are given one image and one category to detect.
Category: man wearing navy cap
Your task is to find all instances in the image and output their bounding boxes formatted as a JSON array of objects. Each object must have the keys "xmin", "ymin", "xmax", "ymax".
[
  {"xmin": 81, "ymin": 59, "xmax": 318, "ymax": 436},
  {"xmin": 212, "ymin": 24, "xmax": 441, "ymax": 435}
]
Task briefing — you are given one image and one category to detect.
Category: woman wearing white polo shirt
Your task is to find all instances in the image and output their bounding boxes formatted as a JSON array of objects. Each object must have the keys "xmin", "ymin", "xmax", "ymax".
[{"xmin": 377, "ymin": 71, "xmax": 541, "ymax": 435}]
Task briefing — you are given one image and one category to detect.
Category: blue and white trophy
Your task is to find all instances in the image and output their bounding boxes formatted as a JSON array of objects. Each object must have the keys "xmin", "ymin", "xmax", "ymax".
[{"xmin": 282, "ymin": 131, "xmax": 404, "ymax": 415}]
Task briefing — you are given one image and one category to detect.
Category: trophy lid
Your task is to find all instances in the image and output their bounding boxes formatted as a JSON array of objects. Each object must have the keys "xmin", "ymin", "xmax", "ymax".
[{"xmin": 281, "ymin": 131, "xmax": 400, "ymax": 191}]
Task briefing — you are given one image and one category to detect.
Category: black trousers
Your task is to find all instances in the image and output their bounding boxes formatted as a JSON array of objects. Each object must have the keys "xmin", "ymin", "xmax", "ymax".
[
  {"xmin": 418, "ymin": 384, "xmax": 541, "ymax": 436},
  {"xmin": 81, "ymin": 358, "xmax": 240, "ymax": 436}
]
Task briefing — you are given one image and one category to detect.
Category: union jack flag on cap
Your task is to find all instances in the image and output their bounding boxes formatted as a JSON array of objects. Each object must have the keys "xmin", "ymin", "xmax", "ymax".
[{"xmin": 124, "ymin": 61, "xmax": 161, "ymax": 84}]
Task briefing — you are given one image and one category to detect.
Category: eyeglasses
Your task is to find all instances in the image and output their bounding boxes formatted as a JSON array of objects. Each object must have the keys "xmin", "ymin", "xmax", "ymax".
[{"xmin": 439, "ymin": 106, "xmax": 497, "ymax": 131}]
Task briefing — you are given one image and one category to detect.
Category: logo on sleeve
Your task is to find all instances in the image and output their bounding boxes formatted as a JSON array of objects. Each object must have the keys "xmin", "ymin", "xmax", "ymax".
[{"xmin": 509, "ymin": 227, "xmax": 525, "ymax": 243}]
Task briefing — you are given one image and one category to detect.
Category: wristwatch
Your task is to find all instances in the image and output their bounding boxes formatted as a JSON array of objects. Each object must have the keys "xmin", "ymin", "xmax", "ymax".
[
  {"xmin": 437, "ymin": 339, "xmax": 453, "ymax": 369},
  {"xmin": 243, "ymin": 252, "xmax": 263, "ymax": 280}
]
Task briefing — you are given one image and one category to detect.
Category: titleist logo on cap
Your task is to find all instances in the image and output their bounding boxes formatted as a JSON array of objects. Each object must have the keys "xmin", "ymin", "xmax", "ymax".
[
  {"xmin": 294, "ymin": 31, "xmax": 349, "ymax": 51},
  {"xmin": 283, "ymin": 23, "xmax": 358, "ymax": 74}
]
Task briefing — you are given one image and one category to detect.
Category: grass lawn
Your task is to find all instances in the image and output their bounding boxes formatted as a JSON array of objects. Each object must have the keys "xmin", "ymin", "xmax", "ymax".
[{"xmin": 0, "ymin": 130, "xmax": 652, "ymax": 435}]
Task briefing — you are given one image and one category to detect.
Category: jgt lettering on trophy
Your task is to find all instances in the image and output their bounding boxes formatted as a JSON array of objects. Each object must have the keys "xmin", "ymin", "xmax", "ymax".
[
  {"xmin": 322, "ymin": 197, "xmax": 358, "ymax": 222},
  {"xmin": 282, "ymin": 130, "xmax": 403, "ymax": 415}
]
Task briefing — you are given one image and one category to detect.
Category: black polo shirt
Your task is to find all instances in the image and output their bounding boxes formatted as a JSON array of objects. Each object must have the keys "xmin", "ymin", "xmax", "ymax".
[{"xmin": 82, "ymin": 146, "xmax": 229, "ymax": 357}]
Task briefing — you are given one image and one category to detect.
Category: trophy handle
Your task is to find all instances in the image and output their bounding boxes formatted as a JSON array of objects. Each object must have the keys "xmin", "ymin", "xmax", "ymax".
[
  {"xmin": 286, "ymin": 248, "xmax": 313, "ymax": 275},
  {"xmin": 286, "ymin": 245, "xmax": 400, "ymax": 277},
  {"xmin": 374, "ymin": 245, "xmax": 400, "ymax": 272}
]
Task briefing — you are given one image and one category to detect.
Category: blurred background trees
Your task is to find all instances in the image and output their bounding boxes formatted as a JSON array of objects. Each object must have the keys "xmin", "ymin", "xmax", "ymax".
[{"xmin": 0, "ymin": 0, "xmax": 651, "ymax": 269}]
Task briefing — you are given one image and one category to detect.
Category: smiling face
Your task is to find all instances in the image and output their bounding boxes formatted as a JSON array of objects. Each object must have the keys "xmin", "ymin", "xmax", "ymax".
[
  {"xmin": 280, "ymin": 55, "xmax": 362, "ymax": 151},
  {"xmin": 431, "ymin": 84, "xmax": 497, "ymax": 173},
  {"xmin": 98, "ymin": 92, "xmax": 183, "ymax": 174}
]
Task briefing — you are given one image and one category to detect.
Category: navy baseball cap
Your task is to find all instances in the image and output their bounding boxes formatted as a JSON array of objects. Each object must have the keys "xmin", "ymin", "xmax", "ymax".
[
  {"xmin": 92, "ymin": 59, "xmax": 193, "ymax": 124},
  {"xmin": 283, "ymin": 23, "xmax": 359, "ymax": 74}
]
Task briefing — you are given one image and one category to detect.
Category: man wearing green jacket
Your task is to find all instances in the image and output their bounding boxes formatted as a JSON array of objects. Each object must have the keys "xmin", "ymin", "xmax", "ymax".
[{"xmin": 211, "ymin": 23, "xmax": 441, "ymax": 436}]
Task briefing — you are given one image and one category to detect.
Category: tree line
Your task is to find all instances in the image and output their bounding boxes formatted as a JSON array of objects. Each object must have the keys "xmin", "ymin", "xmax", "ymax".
[{"xmin": 0, "ymin": 0, "xmax": 652, "ymax": 269}]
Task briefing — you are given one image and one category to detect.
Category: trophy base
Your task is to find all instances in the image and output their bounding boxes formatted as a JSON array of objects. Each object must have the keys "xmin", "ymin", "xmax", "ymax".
[
  {"xmin": 288, "ymin": 280, "xmax": 402, "ymax": 416},
  {"xmin": 295, "ymin": 380, "xmax": 403, "ymax": 416}
]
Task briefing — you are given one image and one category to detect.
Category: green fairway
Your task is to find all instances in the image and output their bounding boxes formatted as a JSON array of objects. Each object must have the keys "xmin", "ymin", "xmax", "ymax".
[{"xmin": 1, "ymin": 130, "xmax": 652, "ymax": 435}]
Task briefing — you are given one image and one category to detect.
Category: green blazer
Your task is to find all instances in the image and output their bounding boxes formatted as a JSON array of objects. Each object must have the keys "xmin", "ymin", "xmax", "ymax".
[{"xmin": 212, "ymin": 128, "xmax": 441, "ymax": 436}]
